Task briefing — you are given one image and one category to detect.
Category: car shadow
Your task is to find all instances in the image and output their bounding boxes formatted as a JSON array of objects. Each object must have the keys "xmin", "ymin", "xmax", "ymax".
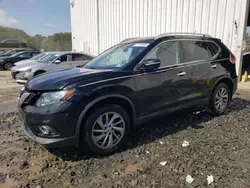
[{"xmin": 48, "ymin": 97, "xmax": 250, "ymax": 161}]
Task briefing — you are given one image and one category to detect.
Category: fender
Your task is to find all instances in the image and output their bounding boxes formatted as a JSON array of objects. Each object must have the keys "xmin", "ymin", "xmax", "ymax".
[
  {"xmin": 208, "ymin": 75, "xmax": 234, "ymax": 99},
  {"xmin": 75, "ymin": 94, "xmax": 136, "ymax": 142}
]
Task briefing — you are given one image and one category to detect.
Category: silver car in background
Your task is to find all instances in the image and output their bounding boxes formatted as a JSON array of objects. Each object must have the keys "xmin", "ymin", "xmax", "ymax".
[
  {"xmin": 14, "ymin": 52, "xmax": 50, "ymax": 66},
  {"xmin": 11, "ymin": 51, "xmax": 93, "ymax": 83}
]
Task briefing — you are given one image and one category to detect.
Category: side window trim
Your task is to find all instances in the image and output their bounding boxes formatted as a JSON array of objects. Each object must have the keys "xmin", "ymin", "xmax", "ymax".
[{"xmin": 134, "ymin": 39, "xmax": 221, "ymax": 71}]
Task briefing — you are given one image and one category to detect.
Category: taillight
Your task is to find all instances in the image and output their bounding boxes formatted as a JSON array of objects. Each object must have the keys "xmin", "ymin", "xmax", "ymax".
[{"xmin": 230, "ymin": 53, "xmax": 236, "ymax": 64}]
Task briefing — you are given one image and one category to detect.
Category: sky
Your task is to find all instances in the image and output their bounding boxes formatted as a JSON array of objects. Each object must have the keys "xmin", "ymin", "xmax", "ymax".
[
  {"xmin": 0, "ymin": 0, "xmax": 249, "ymax": 36},
  {"xmin": 0, "ymin": 0, "xmax": 71, "ymax": 36}
]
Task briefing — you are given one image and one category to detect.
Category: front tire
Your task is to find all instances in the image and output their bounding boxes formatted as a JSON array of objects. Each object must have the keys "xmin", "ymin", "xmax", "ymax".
[
  {"xmin": 209, "ymin": 83, "xmax": 231, "ymax": 115},
  {"xmin": 80, "ymin": 104, "xmax": 130, "ymax": 155},
  {"xmin": 3, "ymin": 62, "xmax": 13, "ymax": 70}
]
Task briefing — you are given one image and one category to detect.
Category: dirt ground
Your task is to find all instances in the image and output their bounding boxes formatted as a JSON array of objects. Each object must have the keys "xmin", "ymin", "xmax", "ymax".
[
  {"xmin": 0, "ymin": 71, "xmax": 22, "ymax": 113},
  {"xmin": 1, "ymin": 71, "xmax": 250, "ymax": 187}
]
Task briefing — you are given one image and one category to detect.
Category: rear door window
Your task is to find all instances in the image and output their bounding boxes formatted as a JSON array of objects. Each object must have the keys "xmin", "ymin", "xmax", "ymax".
[
  {"xmin": 72, "ymin": 54, "xmax": 90, "ymax": 61},
  {"xmin": 180, "ymin": 40, "xmax": 216, "ymax": 63}
]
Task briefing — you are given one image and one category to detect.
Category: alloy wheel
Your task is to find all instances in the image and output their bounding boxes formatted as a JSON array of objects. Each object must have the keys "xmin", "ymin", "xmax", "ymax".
[
  {"xmin": 214, "ymin": 87, "xmax": 229, "ymax": 112},
  {"xmin": 91, "ymin": 112, "xmax": 125, "ymax": 149}
]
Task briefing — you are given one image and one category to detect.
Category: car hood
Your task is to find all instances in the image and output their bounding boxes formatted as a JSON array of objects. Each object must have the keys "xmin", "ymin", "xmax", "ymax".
[
  {"xmin": 0, "ymin": 54, "xmax": 10, "ymax": 58},
  {"xmin": 14, "ymin": 59, "xmax": 37, "ymax": 66},
  {"xmin": 12, "ymin": 62, "xmax": 45, "ymax": 72},
  {"xmin": 0, "ymin": 56, "xmax": 11, "ymax": 61},
  {"xmin": 26, "ymin": 68, "xmax": 113, "ymax": 91}
]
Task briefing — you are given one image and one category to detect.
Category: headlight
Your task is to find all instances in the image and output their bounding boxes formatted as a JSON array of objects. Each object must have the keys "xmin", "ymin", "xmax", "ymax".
[
  {"xmin": 0, "ymin": 60, "xmax": 4, "ymax": 62},
  {"xmin": 36, "ymin": 90, "xmax": 75, "ymax": 107},
  {"xmin": 26, "ymin": 69, "xmax": 32, "ymax": 72}
]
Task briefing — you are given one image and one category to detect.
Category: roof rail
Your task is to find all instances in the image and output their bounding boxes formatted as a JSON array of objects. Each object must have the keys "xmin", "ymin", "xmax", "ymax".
[
  {"xmin": 120, "ymin": 37, "xmax": 137, "ymax": 43},
  {"xmin": 156, "ymin": 32, "xmax": 211, "ymax": 39}
]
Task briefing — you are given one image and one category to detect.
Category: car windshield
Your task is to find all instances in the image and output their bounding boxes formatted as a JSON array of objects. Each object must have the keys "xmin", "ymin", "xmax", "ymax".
[
  {"xmin": 84, "ymin": 43, "xmax": 149, "ymax": 69},
  {"xmin": 30, "ymin": 53, "xmax": 46, "ymax": 60},
  {"xmin": 39, "ymin": 53, "xmax": 59, "ymax": 63},
  {"xmin": 4, "ymin": 51, "xmax": 17, "ymax": 56},
  {"xmin": 10, "ymin": 52, "xmax": 23, "ymax": 57}
]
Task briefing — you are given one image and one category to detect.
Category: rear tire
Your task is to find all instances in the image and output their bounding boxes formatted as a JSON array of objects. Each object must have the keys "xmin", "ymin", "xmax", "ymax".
[
  {"xmin": 80, "ymin": 104, "xmax": 130, "ymax": 156},
  {"xmin": 209, "ymin": 83, "xmax": 231, "ymax": 115}
]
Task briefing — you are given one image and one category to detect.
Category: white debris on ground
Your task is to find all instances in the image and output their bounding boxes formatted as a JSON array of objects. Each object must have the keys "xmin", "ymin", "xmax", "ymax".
[
  {"xmin": 182, "ymin": 141, "xmax": 190, "ymax": 147},
  {"xmin": 159, "ymin": 141, "xmax": 164, "ymax": 145},
  {"xmin": 145, "ymin": 151, "xmax": 150, "ymax": 154},
  {"xmin": 193, "ymin": 110, "xmax": 205, "ymax": 115},
  {"xmin": 193, "ymin": 111, "xmax": 201, "ymax": 115},
  {"xmin": 160, "ymin": 161, "xmax": 167, "ymax": 166},
  {"xmin": 207, "ymin": 175, "xmax": 214, "ymax": 185},
  {"xmin": 186, "ymin": 174, "xmax": 194, "ymax": 184}
]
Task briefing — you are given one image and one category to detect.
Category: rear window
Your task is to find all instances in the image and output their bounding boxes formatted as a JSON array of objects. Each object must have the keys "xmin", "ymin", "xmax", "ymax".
[
  {"xmin": 206, "ymin": 42, "xmax": 220, "ymax": 56},
  {"xmin": 180, "ymin": 40, "xmax": 219, "ymax": 63}
]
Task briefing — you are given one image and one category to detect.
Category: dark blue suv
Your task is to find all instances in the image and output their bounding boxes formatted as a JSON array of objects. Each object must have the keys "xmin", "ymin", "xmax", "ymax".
[{"xmin": 18, "ymin": 33, "xmax": 238, "ymax": 155}]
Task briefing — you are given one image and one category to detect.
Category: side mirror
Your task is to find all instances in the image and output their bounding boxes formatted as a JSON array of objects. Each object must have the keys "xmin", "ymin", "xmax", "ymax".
[
  {"xmin": 54, "ymin": 60, "xmax": 61, "ymax": 64},
  {"xmin": 140, "ymin": 58, "xmax": 161, "ymax": 71}
]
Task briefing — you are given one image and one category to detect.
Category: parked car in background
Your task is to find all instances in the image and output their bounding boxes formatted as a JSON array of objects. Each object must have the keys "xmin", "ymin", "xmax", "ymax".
[
  {"xmin": 242, "ymin": 52, "xmax": 250, "ymax": 69},
  {"xmin": 11, "ymin": 51, "xmax": 93, "ymax": 83},
  {"xmin": 0, "ymin": 48, "xmax": 38, "ymax": 57},
  {"xmin": 0, "ymin": 51, "xmax": 40, "ymax": 70},
  {"xmin": 0, "ymin": 39, "xmax": 27, "ymax": 52},
  {"xmin": 14, "ymin": 52, "xmax": 50, "ymax": 66},
  {"xmin": 18, "ymin": 33, "xmax": 237, "ymax": 155}
]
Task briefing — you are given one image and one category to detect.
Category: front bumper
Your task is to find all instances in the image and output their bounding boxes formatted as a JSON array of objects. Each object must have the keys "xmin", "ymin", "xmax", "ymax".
[
  {"xmin": 22, "ymin": 123, "xmax": 77, "ymax": 148},
  {"xmin": 19, "ymin": 103, "xmax": 78, "ymax": 148},
  {"xmin": 15, "ymin": 71, "xmax": 30, "ymax": 83}
]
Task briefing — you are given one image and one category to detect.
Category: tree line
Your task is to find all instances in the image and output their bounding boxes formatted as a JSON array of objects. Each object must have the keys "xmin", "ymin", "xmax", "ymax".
[{"xmin": 0, "ymin": 26, "xmax": 72, "ymax": 51}]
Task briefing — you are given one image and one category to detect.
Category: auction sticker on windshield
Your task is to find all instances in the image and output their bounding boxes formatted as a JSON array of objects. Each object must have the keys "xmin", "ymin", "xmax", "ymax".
[{"xmin": 132, "ymin": 43, "xmax": 150, "ymax": 47}]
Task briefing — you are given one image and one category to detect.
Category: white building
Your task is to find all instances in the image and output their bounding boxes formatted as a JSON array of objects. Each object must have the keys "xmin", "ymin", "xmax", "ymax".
[{"xmin": 70, "ymin": 0, "xmax": 250, "ymax": 76}]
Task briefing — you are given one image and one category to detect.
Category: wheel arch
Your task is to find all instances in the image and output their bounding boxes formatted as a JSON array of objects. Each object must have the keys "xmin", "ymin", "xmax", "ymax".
[
  {"xmin": 34, "ymin": 69, "xmax": 46, "ymax": 76},
  {"xmin": 75, "ymin": 94, "xmax": 136, "ymax": 143},
  {"xmin": 210, "ymin": 76, "xmax": 234, "ymax": 99}
]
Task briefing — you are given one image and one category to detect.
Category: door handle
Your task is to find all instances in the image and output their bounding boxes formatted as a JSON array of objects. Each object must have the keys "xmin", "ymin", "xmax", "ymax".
[
  {"xmin": 177, "ymin": 72, "xmax": 186, "ymax": 76},
  {"xmin": 211, "ymin": 64, "xmax": 217, "ymax": 69}
]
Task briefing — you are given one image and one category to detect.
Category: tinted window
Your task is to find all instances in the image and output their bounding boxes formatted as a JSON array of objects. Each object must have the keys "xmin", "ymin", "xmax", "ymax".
[
  {"xmin": 145, "ymin": 41, "xmax": 180, "ymax": 67},
  {"xmin": 72, "ymin": 54, "xmax": 85, "ymax": 61},
  {"xmin": 59, "ymin": 55, "xmax": 68, "ymax": 62},
  {"xmin": 206, "ymin": 42, "xmax": 220, "ymax": 56},
  {"xmin": 31, "ymin": 52, "xmax": 40, "ymax": 57},
  {"xmin": 180, "ymin": 40, "xmax": 213, "ymax": 63},
  {"xmin": 18, "ymin": 52, "xmax": 31, "ymax": 58}
]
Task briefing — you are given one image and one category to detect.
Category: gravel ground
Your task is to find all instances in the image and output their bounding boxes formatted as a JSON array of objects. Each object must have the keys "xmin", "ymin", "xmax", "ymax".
[{"xmin": 0, "ymin": 90, "xmax": 250, "ymax": 188}]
